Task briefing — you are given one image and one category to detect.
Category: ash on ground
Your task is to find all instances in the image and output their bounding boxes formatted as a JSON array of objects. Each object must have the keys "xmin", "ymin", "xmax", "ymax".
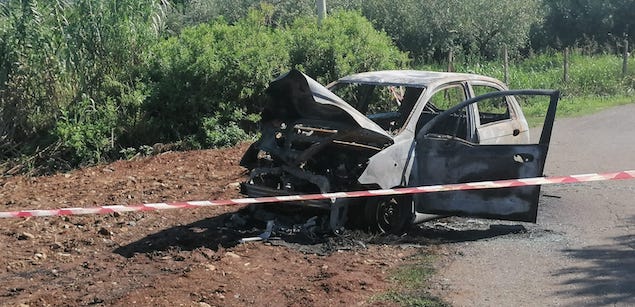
[{"xmin": 223, "ymin": 206, "xmax": 547, "ymax": 256}]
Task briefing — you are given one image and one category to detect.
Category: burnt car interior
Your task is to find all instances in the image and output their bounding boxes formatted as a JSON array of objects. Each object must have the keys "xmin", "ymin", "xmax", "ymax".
[
  {"xmin": 416, "ymin": 107, "xmax": 470, "ymax": 140},
  {"xmin": 473, "ymin": 84, "xmax": 514, "ymax": 125},
  {"xmin": 416, "ymin": 86, "xmax": 471, "ymax": 140},
  {"xmin": 330, "ymin": 82, "xmax": 473, "ymax": 140},
  {"xmin": 477, "ymin": 97, "xmax": 512, "ymax": 124}
]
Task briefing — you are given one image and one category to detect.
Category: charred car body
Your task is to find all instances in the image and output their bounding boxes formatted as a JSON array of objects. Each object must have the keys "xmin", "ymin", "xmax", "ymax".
[{"xmin": 240, "ymin": 69, "xmax": 559, "ymax": 233}]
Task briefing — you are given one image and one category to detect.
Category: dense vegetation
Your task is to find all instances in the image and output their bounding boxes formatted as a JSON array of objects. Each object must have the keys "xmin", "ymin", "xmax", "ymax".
[
  {"xmin": 0, "ymin": 0, "xmax": 634, "ymax": 173},
  {"xmin": 168, "ymin": 0, "xmax": 542, "ymax": 60},
  {"xmin": 535, "ymin": 0, "xmax": 635, "ymax": 52}
]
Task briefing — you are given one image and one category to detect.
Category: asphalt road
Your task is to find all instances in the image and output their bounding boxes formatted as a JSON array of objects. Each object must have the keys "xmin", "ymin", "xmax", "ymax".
[{"xmin": 432, "ymin": 104, "xmax": 635, "ymax": 306}]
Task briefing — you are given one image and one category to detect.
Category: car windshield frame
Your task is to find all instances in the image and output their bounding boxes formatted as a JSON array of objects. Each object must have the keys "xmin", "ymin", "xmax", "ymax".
[
  {"xmin": 327, "ymin": 81, "xmax": 428, "ymax": 134},
  {"xmin": 327, "ymin": 81, "xmax": 427, "ymax": 114}
]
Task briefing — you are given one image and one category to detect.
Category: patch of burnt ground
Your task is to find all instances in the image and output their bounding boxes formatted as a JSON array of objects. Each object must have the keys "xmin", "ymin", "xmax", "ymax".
[
  {"xmin": 115, "ymin": 206, "xmax": 544, "ymax": 258},
  {"xmin": 115, "ymin": 206, "xmax": 383, "ymax": 257}
]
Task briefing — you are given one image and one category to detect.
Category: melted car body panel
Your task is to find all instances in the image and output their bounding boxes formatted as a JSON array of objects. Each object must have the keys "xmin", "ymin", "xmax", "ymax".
[
  {"xmin": 358, "ymin": 137, "xmax": 415, "ymax": 189},
  {"xmin": 261, "ymin": 69, "xmax": 392, "ymax": 141}
]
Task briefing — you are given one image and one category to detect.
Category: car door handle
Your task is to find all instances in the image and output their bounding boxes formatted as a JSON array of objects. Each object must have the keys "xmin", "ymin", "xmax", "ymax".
[{"xmin": 513, "ymin": 129, "xmax": 520, "ymax": 136}]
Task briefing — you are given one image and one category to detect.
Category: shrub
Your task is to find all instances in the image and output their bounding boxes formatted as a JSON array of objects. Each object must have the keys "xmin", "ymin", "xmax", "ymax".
[
  {"xmin": 55, "ymin": 94, "xmax": 118, "ymax": 165},
  {"xmin": 146, "ymin": 9, "xmax": 289, "ymax": 145},
  {"xmin": 287, "ymin": 10, "xmax": 409, "ymax": 83},
  {"xmin": 200, "ymin": 115, "xmax": 249, "ymax": 148},
  {"xmin": 0, "ymin": 0, "xmax": 162, "ymax": 167},
  {"xmin": 146, "ymin": 9, "xmax": 408, "ymax": 147},
  {"xmin": 171, "ymin": 0, "xmax": 542, "ymax": 62}
]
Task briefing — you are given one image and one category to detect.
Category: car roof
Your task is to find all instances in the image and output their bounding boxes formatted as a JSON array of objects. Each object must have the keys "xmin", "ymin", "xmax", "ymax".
[{"xmin": 334, "ymin": 70, "xmax": 503, "ymax": 88}]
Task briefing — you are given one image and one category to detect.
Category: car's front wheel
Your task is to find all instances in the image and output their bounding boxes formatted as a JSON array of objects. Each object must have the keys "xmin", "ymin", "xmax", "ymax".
[{"xmin": 364, "ymin": 195, "xmax": 414, "ymax": 234}]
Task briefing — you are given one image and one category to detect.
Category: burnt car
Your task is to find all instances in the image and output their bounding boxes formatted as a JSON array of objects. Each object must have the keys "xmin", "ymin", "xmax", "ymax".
[{"xmin": 240, "ymin": 69, "xmax": 559, "ymax": 234}]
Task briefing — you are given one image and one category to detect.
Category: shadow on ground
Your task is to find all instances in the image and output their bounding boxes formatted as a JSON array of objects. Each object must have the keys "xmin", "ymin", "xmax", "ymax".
[
  {"xmin": 409, "ymin": 223, "xmax": 527, "ymax": 244},
  {"xmin": 114, "ymin": 209, "xmax": 527, "ymax": 257},
  {"xmin": 554, "ymin": 216, "xmax": 635, "ymax": 306},
  {"xmin": 114, "ymin": 210, "xmax": 262, "ymax": 257}
]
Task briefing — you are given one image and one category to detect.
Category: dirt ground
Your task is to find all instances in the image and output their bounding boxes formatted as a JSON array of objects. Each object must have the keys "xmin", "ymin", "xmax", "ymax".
[{"xmin": 0, "ymin": 143, "xmax": 440, "ymax": 306}]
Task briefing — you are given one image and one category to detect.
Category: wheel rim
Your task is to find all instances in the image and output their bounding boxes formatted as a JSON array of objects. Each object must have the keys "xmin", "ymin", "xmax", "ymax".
[{"xmin": 376, "ymin": 198, "xmax": 401, "ymax": 233}]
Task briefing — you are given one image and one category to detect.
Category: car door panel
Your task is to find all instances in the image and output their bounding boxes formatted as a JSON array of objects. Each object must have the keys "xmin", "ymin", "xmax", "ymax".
[
  {"xmin": 477, "ymin": 119, "xmax": 524, "ymax": 144},
  {"xmin": 411, "ymin": 135, "xmax": 547, "ymax": 222},
  {"xmin": 411, "ymin": 90, "xmax": 559, "ymax": 222}
]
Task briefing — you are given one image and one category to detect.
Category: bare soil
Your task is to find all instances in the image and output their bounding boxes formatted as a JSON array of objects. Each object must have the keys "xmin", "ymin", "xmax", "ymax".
[{"xmin": 0, "ymin": 143, "xmax": 437, "ymax": 307}]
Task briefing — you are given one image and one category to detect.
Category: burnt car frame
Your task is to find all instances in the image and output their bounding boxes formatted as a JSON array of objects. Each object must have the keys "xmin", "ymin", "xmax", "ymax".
[{"xmin": 240, "ymin": 69, "xmax": 559, "ymax": 233}]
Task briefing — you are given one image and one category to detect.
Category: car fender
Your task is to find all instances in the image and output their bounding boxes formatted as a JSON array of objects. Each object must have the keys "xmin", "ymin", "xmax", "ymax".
[{"xmin": 358, "ymin": 136, "xmax": 415, "ymax": 189}]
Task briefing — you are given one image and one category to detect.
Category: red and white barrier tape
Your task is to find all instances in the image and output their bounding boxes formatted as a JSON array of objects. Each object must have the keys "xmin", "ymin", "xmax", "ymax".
[{"xmin": 1, "ymin": 170, "xmax": 634, "ymax": 219}]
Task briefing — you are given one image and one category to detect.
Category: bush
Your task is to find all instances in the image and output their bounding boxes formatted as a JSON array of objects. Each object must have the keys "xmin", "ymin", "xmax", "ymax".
[
  {"xmin": 287, "ymin": 11, "xmax": 409, "ymax": 83},
  {"xmin": 0, "ymin": 2, "xmax": 409, "ymax": 171},
  {"xmin": 166, "ymin": 0, "xmax": 542, "ymax": 62},
  {"xmin": 200, "ymin": 115, "xmax": 249, "ymax": 148},
  {"xmin": 146, "ymin": 9, "xmax": 289, "ymax": 145},
  {"xmin": 146, "ymin": 9, "xmax": 408, "ymax": 147},
  {"xmin": 55, "ymin": 94, "xmax": 118, "ymax": 165}
]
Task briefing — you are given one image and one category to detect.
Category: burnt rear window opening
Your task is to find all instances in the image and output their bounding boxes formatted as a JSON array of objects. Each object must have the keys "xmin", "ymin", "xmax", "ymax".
[{"xmin": 328, "ymin": 82, "xmax": 426, "ymax": 133}]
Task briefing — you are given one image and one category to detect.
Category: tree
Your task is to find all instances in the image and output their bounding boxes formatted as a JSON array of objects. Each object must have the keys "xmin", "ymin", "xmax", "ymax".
[
  {"xmin": 358, "ymin": 0, "xmax": 542, "ymax": 60},
  {"xmin": 536, "ymin": 0, "xmax": 635, "ymax": 51}
]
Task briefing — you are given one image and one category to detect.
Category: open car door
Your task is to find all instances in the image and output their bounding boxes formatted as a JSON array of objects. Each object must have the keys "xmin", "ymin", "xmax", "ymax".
[{"xmin": 410, "ymin": 90, "xmax": 559, "ymax": 222}]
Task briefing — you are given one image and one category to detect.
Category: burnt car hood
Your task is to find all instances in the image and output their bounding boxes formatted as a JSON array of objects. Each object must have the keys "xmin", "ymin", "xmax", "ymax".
[
  {"xmin": 241, "ymin": 70, "xmax": 394, "ymax": 170},
  {"xmin": 262, "ymin": 69, "xmax": 392, "ymax": 140}
]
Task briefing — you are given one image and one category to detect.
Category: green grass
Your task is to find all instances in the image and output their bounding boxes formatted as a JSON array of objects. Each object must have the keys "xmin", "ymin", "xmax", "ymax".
[
  {"xmin": 524, "ymin": 95, "xmax": 635, "ymax": 127},
  {"xmin": 451, "ymin": 52, "xmax": 635, "ymax": 98},
  {"xmin": 372, "ymin": 253, "xmax": 448, "ymax": 307}
]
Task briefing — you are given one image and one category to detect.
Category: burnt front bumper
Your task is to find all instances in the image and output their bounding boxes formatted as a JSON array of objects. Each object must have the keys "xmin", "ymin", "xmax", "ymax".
[{"xmin": 240, "ymin": 181, "xmax": 332, "ymax": 209}]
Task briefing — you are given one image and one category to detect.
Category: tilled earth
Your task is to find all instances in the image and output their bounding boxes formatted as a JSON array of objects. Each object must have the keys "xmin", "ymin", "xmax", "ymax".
[{"xmin": 0, "ymin": 143, "xmax": 451, "ymax": 306}]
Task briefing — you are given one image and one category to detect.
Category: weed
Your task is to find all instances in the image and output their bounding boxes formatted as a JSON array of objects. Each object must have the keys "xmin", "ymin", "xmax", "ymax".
[{"xmin": 372, "ymin": 253, "xmax": 448, "ymax": 307}]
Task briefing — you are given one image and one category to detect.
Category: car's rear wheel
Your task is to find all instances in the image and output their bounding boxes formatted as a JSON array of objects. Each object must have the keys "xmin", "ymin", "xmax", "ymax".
[{"xmin": 364, "ymin": 195, "xmax": 414, "ymax": 234}]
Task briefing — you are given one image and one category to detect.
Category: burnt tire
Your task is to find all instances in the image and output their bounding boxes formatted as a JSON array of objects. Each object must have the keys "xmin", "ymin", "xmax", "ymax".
[{"xmin": 364, "ymin": 195, "xmax": 414, "ymax": 234}]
